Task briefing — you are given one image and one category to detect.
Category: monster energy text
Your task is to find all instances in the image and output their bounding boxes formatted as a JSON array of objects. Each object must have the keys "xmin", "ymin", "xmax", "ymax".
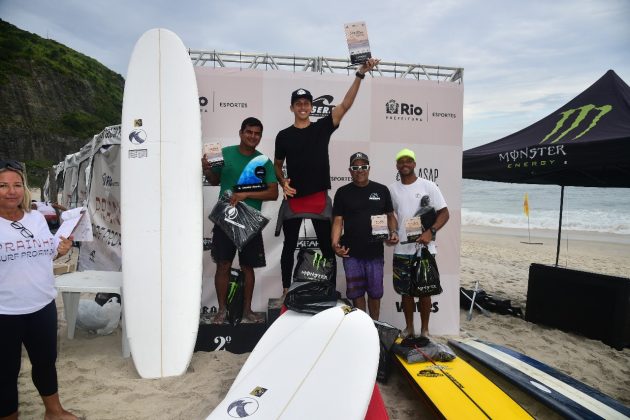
[{"xmin": 499, "ymin": 145, "xmax": 567, "ymax": 169}]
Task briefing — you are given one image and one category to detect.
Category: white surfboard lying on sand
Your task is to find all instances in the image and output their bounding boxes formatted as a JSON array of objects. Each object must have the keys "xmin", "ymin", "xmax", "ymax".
[
  {"xmin": 121, "ymin": 28, "xmax": 202, "ymax": 378},
  {"xmin": 207, "ymin": 305, "xmax": 380, "ymax": 419}
]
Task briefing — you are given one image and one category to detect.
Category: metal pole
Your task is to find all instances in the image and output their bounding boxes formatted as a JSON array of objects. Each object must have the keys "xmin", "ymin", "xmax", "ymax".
[
  {"xmin": 555, "ymin": 186, "xmax": 564, "ymax": 266},
  {"xmin": 47, "ymin": 167, "xmax": 56, "ymax": 201},
  {"xmin": 467, "ymin": 280, "xmax": 481, "ymax": 321},
  {"xmin": 461, "ymin": 288, "xmax": 490, "ymax": 316}
]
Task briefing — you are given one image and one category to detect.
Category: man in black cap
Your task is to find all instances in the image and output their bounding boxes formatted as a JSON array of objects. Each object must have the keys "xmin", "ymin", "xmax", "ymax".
[
  {"xmin": 331, "ymin": 152, "xmax": 398, "ymax": 320},
  {"xmin": 274, "ymin": 58, "xmax": 379, "ymax": 295}
]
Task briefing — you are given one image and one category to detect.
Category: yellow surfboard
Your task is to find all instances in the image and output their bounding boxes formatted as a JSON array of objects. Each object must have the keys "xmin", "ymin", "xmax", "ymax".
[{"xmin": 394, "ymin": 346, "xmax": 533, "ymax": 419}]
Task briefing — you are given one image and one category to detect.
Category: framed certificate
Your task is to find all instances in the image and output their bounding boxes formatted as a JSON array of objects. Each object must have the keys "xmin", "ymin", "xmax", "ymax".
[{"xmin": 344, "ymin": 21, "xmax": 372, "ymax": 64}]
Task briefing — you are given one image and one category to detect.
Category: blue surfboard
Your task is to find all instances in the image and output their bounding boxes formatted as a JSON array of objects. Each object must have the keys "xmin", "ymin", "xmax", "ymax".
[
  {"xmin": 448, "ymin": 339, "xmax": 630, "ymax": 419},
  {"xmin": 233, "ymin": 155, "xmax": 269, "ymax": 192}
]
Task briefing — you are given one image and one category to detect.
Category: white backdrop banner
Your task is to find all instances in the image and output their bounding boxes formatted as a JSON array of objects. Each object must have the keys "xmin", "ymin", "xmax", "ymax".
[
  {"xmin": 77, "ymin": 126, "xmax": 122, "ymax": 271},
  {"xmin": 196, "ymin": 67, "xmax": 463, "ymax": 335},
  {"xmin": 61, "ymin": 152, "xmax": 78, "ymax": 209}
]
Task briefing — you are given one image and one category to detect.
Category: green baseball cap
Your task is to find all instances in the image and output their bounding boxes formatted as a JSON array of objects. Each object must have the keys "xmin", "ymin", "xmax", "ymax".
[{"xmin": 395, "ymin": 148, "xmax": 416, "ymax": 161}]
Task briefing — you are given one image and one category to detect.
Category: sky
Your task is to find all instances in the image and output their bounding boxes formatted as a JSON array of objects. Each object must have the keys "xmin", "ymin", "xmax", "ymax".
[{"xmin": 1, "ymin": 0, "xmax": 629, "ymax": 149}]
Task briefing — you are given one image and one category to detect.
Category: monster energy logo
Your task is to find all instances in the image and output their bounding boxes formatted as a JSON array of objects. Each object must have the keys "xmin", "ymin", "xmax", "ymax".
[
  {"xmin": 312, "ymin": 252, "xmax": 328, "ymax": 269},
  {"xmin": 540, "ymin": 104, "xmax": 612, "ymax": 144},
  {"xmin": 227, "ymin": 281, "xmax": 238, "ymax": 303}
]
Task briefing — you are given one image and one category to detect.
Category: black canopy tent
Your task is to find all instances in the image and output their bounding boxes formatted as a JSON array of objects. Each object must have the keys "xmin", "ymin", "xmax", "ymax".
[{"xmin": 463, "ymin": 70, "xmax": 630, "ymax": 264}]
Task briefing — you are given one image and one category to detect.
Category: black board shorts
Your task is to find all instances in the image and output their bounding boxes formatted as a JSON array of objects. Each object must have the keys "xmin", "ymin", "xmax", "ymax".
[{"xmin": 211, "ymin": 225, "xmax": 266, "ymax": 268}]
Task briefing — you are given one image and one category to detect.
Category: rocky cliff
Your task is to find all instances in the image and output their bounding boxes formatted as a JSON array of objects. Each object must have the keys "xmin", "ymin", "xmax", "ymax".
[{"xmin": 0, "ymin": 19, "xmax": 124, "ymax": 186}]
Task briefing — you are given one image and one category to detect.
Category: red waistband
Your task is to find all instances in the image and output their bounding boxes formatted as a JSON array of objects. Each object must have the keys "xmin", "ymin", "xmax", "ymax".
[{"xmin": 288, "ymin": 191, "xmax": 326, "ymax": 214}]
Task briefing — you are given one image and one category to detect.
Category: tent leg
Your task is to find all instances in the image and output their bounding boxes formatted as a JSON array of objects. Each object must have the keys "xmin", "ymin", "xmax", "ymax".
[
  {"xmin": 466, "ymin": 279, "xmax": 481, "ymax": 321},
  {"xmin": 555, "ymin": 186, "xmax": 565, "ymax": 266}
]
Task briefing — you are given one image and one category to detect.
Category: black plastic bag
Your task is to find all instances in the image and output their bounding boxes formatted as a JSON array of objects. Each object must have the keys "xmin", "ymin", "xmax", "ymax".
[
  {"xmin": 95, "ymin": 292, "xmax": 121, "ymax": 306},
  {"xmin": 227, "ymin": 268, "xmax": 245, "ymax": 326},
  {"xmin": 410, "ymin": 247, "xmax": 442, "ymax": 297},
  {"xmin": 284, "ymin": 281, "xmax": 339, "ymax": 315},
  {"xmin": 392, "ymin": 339, "xmax": 456, "ymax": 364},
  {"xmin": 209, "ymin": 190, "xmax": 269, "ymax": 251},
  {"xmin": 292, "ymin": 249, "xmax": 335, "ymax": 283},
  {"xmin": 459, "ymin": 287, "xmax": 524, "ymax": 318},
  {"xmin": 374, "ymin": 320, "xmax": 401, "ymax": 383},
  {"xmin": 393, "ymin": 248, "xmax": 441, "ymax": 297}
]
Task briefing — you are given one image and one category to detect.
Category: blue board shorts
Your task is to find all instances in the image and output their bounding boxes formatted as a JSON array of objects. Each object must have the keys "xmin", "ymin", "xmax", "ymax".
[{"xmin": 342, "ymin": 257, "xmax": 384, "ymax": 300}]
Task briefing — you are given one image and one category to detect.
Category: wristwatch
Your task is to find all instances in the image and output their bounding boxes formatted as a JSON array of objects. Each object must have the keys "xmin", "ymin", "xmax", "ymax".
[
  {"xmin": 355, "ymin": 71, "xmax": 365, "ymax": 79},
  {"xmin": 430, "ymin": 227, "xmax": 437, "ymax": 240}
]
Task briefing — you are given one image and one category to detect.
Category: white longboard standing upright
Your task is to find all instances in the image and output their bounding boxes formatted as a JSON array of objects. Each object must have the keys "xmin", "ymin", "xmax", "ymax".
[{"xmin": 121, "ymin": 28, "xmax": 202, "ymax": 378}]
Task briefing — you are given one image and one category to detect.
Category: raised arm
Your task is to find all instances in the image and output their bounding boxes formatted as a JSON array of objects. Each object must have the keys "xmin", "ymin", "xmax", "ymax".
[{"xmin": 331, "ymin": 58, "xmax": 380, "ymax": 127}]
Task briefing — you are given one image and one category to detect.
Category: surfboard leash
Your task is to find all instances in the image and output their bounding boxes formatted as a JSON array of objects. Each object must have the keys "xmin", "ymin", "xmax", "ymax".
[{"xmin": 413, "ymin": 344, "xmax": 492, "ymax": 419}]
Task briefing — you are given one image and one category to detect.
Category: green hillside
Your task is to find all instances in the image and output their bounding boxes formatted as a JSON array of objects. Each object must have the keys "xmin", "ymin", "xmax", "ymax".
[{"xmin": 0, "ymin": 19, "xmax": 124, "ymax": 187}]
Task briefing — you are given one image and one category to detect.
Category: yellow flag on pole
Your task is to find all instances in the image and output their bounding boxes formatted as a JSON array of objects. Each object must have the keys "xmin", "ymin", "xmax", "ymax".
[{"xmin": 523, "ymin": 193, "xmax": 530, "ymax": 217}]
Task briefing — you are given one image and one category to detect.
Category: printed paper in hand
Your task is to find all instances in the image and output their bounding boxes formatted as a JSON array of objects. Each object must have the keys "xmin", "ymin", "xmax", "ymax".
[
  {"xmin": 203, "ymin": 142, "xmax": 224, "ymax": 167},
  {"xmin": 371, "ymin": 214, "xmax": 388, "ymax": 240},
  {"xmin": 344, "ymin": 21, "xmax": 372, "ymax": 64},
  {"xmin": 55, "ymin": 207, "xmax": 93, "ymax": 242},
  {"xmin": 405, "ymin": 216, "xmax": 422, "ymax": 243}
]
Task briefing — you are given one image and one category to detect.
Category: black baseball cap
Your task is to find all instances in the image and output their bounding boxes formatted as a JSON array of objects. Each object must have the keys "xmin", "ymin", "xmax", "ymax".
[
  {"xmin": 291, "ymin": 88, "xmax": 313, "ymax": 104},
  {"xmin": 349, "ymin": 152, "xmax": 369, "ymax": 165}
]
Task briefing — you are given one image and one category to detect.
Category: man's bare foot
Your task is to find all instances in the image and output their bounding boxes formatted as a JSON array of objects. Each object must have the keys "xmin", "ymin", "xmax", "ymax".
[
  {"xmin": 213, "ymin": 308, "xmax": 227, "ymax": 324},
  {"xmin": 401, "ymin": 327, "xmax": 416, "ymax": 339},
  {"xmin": 242, "ymin": 311, "xmax": 264, "ymax": 323},
  {"xmin": 44, "ymin": 408, "xmax": 79, "ymax": 420},
  {"xmin": 42, "ymin": 393, "xmax": 80, "ymax": 420}
]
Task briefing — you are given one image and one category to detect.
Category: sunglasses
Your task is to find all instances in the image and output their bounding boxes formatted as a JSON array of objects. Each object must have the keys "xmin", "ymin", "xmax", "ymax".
[
  {"xmin": 11, "ymin": 221, "xmax": 34, "ymax": 239},
  {"xmin": 0, "ymin": 160, "xmax": 23, "ymax": 171},
  {"xmin": 349, "ymin": 165, "xmax": 370, "ymax": 171}
]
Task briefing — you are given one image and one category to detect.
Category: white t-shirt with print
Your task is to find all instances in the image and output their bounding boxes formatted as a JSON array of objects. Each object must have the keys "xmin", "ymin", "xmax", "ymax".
[
  {"xmin": 389, "ymin": 177, "xmax": 447, "ymax": 255},
  {"xmin": 0, "ymin": 210, "xmax": 58, "ymax": 314}
]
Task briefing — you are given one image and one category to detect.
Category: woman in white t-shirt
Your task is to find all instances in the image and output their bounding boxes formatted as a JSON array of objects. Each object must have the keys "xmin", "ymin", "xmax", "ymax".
[{"xmin": 0, "ymin": 160, "xmax": 76, "ymax": 420}]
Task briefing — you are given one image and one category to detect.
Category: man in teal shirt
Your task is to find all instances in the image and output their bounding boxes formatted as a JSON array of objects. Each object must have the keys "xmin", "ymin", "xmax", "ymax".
[{"xmin": 202, "ymin": 117, "xmax": 278, "ymax": 323}]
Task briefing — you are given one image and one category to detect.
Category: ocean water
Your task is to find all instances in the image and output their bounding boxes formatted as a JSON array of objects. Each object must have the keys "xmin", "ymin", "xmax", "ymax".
[{"xmin": 462, "ymin": 179, "xmax": 630, "ymax": 235}]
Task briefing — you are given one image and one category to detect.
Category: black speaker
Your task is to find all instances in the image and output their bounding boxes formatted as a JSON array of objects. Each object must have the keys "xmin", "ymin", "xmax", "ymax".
[{"xmin": 526, "ymin": 263, "xmax": 630, "ymax": 350}]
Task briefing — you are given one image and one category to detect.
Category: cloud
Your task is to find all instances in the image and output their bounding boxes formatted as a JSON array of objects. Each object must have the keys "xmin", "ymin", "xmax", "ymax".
[{"xmin": 1, "ymin": 0, "xmax": 628, "ymax": 150}]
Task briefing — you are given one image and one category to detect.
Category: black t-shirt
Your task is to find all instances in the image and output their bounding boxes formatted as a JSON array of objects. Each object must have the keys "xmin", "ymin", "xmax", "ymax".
[
  {"xmin": 274, "ymin": 115, "xmax": 337, "ymax": 198},
  {"xmin": 332, "ymin": 181, "xmax": 394, "ymax": 259}
]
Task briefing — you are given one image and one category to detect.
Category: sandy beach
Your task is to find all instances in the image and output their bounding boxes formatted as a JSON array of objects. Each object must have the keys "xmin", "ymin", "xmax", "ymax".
[{"xmin": 16, "ymin": 228, "xmax": 630, "ymax": 419}]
